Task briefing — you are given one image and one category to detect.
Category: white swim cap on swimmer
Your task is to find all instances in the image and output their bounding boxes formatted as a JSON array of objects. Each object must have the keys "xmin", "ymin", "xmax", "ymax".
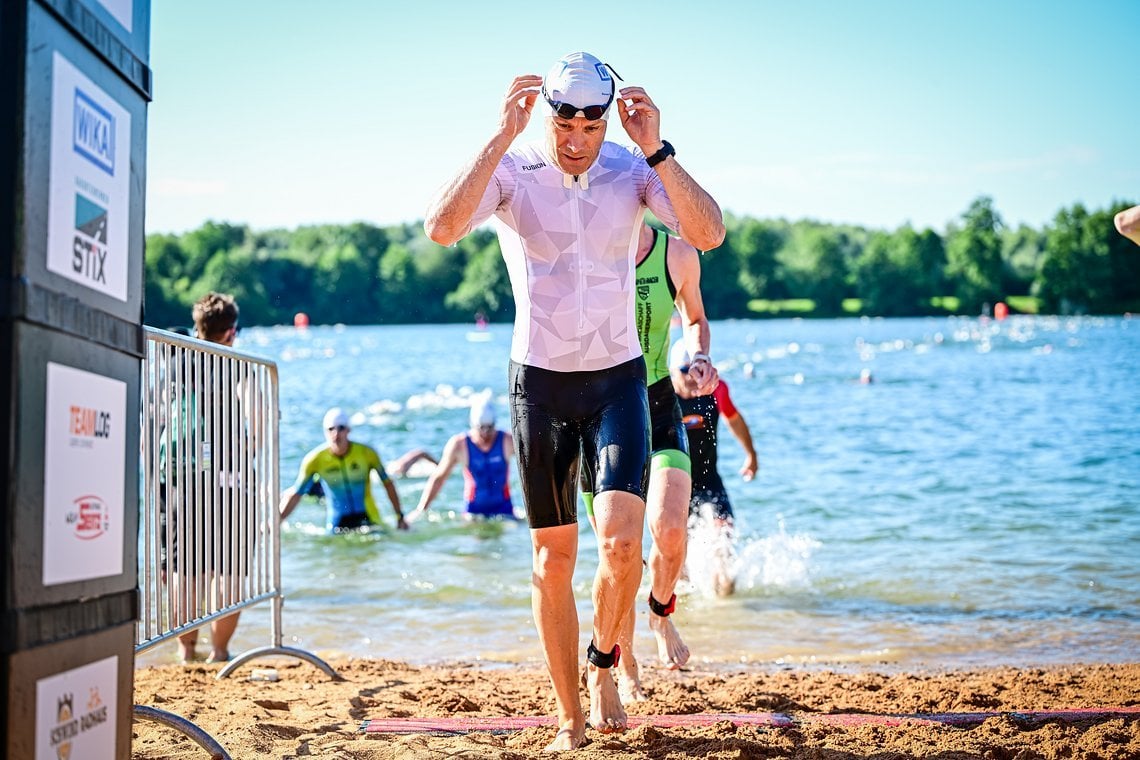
[
  {"xmin": 323, "ymin": 407, "xmax": 350, "ymax": 431},
  {"xmin": 542, "ymin": 51, "xmax": 616, "ymax": 120},
  {"xmin": 469, "ymin": 397, "xmax": 495, "ymax": 429}
]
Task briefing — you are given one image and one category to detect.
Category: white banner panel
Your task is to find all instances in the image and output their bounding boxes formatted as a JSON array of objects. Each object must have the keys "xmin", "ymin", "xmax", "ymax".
[
  {"xmin": 42, "ymin": 362, "xmax": 127, "ymax": 585},
  {"xmin": 46, "ymin": 51, "xmax": 131, "ymax": 302},
  {"xmin": 35, "ymin": 656, "xmax": 118, "ymax": 760}
]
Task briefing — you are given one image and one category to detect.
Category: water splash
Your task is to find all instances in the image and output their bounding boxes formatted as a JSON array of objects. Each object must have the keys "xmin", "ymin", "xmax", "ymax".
[
  {"xmin": 684, "ymin": 509, "xmax": 820, "ymax": 598},
  {"xmin": 683, "ymin": 504, "xmax": 739, "ymax": 597},
  {"xmin": 735, "ymin": 517, "xmax": 821, "ymax": 592}
]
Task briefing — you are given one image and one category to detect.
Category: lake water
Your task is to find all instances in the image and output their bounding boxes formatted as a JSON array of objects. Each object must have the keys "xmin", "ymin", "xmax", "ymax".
[{"xmin": 141, "ymin": 316, "xmax": 1140, "ymax": 671}]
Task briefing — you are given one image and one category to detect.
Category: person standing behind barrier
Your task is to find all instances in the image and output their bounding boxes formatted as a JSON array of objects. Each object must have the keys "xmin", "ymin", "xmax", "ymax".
[
  {"xmin": 670, "ymin": 341, "xmax": 758, "ymax": 597},
  {"xmin": 279, "ymin": 408, "xmax": 409, "ymax": 533},
  {"xmin": 162, "ymin": 292, "xmax": 244, "ymax": 664},
  {"xmin": 1115, "ymin": 205, "xmax": 1140, "ymax": 246},
  {"xmin": 580, "ymin": 221, "xmax": 717, "ymax": 700},
  {"xmin": 424, "ymin": 50, "xmax": 725, "ymax": 749},
  {"xmin": 408, "ymin": 396, "xmax": 518, "ymax": 522}
]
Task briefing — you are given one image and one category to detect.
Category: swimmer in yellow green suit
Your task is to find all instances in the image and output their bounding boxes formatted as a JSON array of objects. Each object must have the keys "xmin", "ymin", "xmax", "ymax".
[{"xmin": 279, "ymin": 408, "xmax": 408, "ymax": 532}]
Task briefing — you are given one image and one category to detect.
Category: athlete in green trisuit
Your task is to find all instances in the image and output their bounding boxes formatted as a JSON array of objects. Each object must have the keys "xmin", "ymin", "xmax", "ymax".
[{"xmin": 581, "ymin": 220, "xmax": 718, "ymax": 701}]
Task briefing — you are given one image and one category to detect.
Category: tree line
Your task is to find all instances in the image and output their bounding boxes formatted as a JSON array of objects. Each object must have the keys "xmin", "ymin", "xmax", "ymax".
[{"xmin": 144, "ymin": 196, "xmax": 1139, "ymax": 329}]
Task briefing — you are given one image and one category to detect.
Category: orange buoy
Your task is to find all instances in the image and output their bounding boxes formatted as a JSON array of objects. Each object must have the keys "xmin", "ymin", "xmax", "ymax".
[
  {"xmin": 994, "ymin": 302, "xmax": 1008, "ymax": 321},
  {"xmin": 294, "ymin": 312, "xmax": 310, "ymax": 328}
]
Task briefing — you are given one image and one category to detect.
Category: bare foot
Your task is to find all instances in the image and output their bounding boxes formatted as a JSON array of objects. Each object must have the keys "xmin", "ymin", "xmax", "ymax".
[
  {"xmin": 586, "ymin": 664, "xmax": 627, "ymax": 733},
  {"xmin": 616, "ymin": 650, "xmax": 647, "ymax": 703},
  {"xmin": 544, "ymin": 718, "xmax": 587, "ymax": 752},
  {"xmin": 648, "ymin": 612, "xmax": 690, "ymax": 669}
]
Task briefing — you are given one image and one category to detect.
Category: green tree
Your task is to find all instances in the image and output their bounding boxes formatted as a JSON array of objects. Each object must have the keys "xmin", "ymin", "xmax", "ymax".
[
  {"xmin": 945, "ymin": 196, "xmax": 1004, "ymax": 313},
  {"xmin": 1001, "ymin": 224, "xmax": 1045, "ymax": 297},
  {"xmin": 779, "ymin": 226, "xmax": 849, "ymax": 316},
  {"xmin": 732, "ymin": 217, "xmax": 784, "ymax": 299},
  {"xmin": 377, "ymin": 243, "xmax": 422, "ymax": 323},
  {"xmin": 311, "ymin": 243, "xmax": 380, "ymax": 324},
  {"xmin": 694, "ymin": 242, "xmax": 748, "ymax": 319},
  {"xmin": 192, "ymin": 247, "xmax": 274, "ymax": 325},
  {"xmin": 181, "ymin": 221, "xmax": 250, "ymax": 277},
  {"xmin": 1035, "ymin": 202, "xmax": 1134, "ymax": 314},
  {"xmin": 144, "ymin": 233, "xmax": 191, "ymax": 327},
  {"xmin": 446, "ymin": 234, "xmax": 514, "ymax": 321},
  {"xmin": 852, "ymin": 226, "xmax": 944, "ymax": 316}
]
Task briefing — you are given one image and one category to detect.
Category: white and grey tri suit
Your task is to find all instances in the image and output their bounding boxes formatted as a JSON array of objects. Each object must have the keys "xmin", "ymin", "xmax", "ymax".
[{"xmin": 466, "ymin": 139, "xmax": 680, "ymax": 528}]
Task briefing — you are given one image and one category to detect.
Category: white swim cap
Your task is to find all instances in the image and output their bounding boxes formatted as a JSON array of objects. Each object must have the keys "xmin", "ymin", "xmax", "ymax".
[
  {"xmin": 469, "ymin": 397, "xmax": 495, "ymax": 428},
  {"xmin": 542, "ymin": 51, "xmax": 616, "ymax": 120},
  {"xmin": 322, "ymin": 407, "xmax": 350, "ymax": 430}
]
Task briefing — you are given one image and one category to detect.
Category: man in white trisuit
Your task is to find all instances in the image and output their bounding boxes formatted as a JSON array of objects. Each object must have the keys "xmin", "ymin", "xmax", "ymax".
[{"xmin": 425, "ymin": 51, "xmax": 724, "ymax": 751}]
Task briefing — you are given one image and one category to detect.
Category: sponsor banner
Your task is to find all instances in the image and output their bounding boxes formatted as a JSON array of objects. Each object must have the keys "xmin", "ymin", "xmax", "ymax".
[
  {"xmin": 96, "ymin": 0, "xmax": 134, "ymax": 33},
  {"xmin": 43, "ymin": 363, "xmax": 126, "ymax": 585},
  {"xmin": 47, "ymin": 51, "xmax": 131, "ymax": 302},
  {"xmin": 35, "ymin": 656, "xmax": 118, "ymax": 760}
]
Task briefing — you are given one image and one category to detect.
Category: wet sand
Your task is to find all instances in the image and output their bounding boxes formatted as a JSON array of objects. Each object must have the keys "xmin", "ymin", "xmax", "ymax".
[{"xmin": 131, "ymin": 658, "xmax": 1140, "ymax": 758}]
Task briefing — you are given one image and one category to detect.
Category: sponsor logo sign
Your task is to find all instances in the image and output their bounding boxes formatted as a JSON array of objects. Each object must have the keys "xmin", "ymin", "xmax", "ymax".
[
  {"xmin": 47, "ymin": 52, "xmax": 131, "ymax": 302},
  {"xmin": 43, "ymin": 363, "xmax": 126, "ymax": 585},
  {"xmin": 36, "ymin": 656, "xmax": 117, "ymax": 760}
]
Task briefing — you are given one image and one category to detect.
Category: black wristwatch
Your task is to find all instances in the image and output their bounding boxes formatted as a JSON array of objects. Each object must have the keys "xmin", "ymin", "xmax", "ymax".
[{"xmin": 645, "ymin": 140, "xmax": 675, "ymax": 168}]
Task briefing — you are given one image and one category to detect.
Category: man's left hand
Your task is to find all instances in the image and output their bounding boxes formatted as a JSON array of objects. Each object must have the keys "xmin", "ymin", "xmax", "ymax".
[
  {"xmin": 617, "ymin": 86, "xmax": 663, "ymax": 155},
  {"xmin": 689, "ymin": 360, "xmax": 719, "ymax": 395}
]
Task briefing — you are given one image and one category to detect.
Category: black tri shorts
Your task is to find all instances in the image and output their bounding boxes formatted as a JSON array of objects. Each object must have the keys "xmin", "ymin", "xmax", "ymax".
[
  {"xmin": 580, "ymin": 376, "xmax": 688, "ymax": 496},
  {"xmin": 509, "ymin": 356, "xmax": 650, "ymax": 529}
]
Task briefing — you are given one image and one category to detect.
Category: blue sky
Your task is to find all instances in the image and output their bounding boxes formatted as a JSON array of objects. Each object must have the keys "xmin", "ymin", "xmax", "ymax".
[{"xmin": 145, "ymin": 0, "xmax": 1138, "ymax": 236}]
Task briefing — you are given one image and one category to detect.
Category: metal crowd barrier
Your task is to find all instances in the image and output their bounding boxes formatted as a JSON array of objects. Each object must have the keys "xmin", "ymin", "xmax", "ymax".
[{"xmin": 134, "ymin": 327, "xmax": 337, "ymax": 757}]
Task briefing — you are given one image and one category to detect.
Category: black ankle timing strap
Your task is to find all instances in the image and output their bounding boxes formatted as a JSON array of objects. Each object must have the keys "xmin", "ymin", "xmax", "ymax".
[
  {"xmin": 648, "ymin": 592, "xmax": 676, "ymax": 617},
  {"xmin": 586, "ymin": 641, "xmax": 621, "ymax": 668}
]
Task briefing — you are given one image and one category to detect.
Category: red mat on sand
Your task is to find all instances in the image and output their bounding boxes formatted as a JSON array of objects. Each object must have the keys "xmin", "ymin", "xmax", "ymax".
[{"xmin": 360, "ymin": 707, "xmax": 1140, "ymax": 734}]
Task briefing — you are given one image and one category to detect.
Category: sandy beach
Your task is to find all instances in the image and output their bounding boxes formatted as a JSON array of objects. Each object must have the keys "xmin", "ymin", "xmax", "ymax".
[{"xmin": 131, "ymin": 658, "xmax": 1140, "ymax": 758}]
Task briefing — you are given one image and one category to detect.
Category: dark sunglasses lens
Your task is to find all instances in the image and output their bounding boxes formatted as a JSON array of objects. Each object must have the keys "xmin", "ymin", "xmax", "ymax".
[{"xmin": 550, "ymin": 101, "xmax": 606, "ymax": 121}]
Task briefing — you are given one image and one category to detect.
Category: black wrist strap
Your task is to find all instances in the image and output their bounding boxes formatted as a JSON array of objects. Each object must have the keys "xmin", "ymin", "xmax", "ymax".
[
  {"xmin": 586, "ymin": 641, "xmax": 621, "ymax": 668},
  {"xmin": 645, "ymin": 140, "xmax": 675, "ymax": 168},
  {"xmin": 648, "ymin": 592, "xmax": 676, "ymax": 617}
]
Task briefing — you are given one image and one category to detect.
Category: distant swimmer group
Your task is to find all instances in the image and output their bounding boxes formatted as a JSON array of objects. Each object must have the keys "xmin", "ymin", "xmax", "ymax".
[{"xmin": 279, "ymin": 398, "xmax": 520, "ymax": 532}]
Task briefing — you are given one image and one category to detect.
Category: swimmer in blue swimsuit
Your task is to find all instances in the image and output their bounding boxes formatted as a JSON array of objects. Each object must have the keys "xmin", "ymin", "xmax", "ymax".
[{"xmin": 409, "ymin": 396, "xmax": 518, "ymax": 521}]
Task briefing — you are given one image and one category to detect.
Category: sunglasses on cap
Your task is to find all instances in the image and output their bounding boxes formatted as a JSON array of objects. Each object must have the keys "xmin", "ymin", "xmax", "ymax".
[{"xmin": 542, "ymin": 63, "xmax": 623, "ymax": 121}]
